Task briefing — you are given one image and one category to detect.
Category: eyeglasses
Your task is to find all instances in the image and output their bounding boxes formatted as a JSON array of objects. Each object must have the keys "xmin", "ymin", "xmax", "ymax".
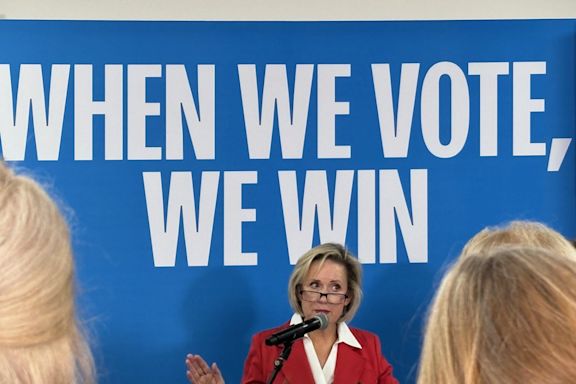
[{"xmin": 299, "ymin": 290, "xmax": 348, "ymax": 305}]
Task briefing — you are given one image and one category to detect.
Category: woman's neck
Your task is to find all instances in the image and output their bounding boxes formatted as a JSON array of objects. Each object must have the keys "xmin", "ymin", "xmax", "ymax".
[
  {"xmin": 309, "ymin": 322, "xmax": 338, "ymax": 346},
  {"xmin": 309, "ymin": 323, "xmax": 339, "ymax": 368}
]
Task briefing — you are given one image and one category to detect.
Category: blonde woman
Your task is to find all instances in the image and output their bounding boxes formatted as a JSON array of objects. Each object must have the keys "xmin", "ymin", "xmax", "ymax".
[
  {"xmin": 418, "ymin": 222, "xmax": 576, "ymax": 384},
  {"xmin": 0, "ymin": 163, "xmax": 95, "ymax": 383},
  {"xmin": 187, "ymin": 243, "xmax": 398, "ymax": 384}
]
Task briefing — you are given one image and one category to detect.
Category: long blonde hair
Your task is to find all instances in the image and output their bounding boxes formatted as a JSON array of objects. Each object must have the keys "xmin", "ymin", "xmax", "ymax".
[
  {"xmin": 0, "ymin": 163, "xmax": 95, "ymax": 383},
  {"xmin": 418, "ymin": 221, "xmax": 576, "ymax": 384}
]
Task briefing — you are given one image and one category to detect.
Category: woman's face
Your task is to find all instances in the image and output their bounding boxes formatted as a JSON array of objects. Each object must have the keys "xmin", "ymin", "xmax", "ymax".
[{"xmin": 298, "ymin": 259, "xmax": 351, "ymax": 326}]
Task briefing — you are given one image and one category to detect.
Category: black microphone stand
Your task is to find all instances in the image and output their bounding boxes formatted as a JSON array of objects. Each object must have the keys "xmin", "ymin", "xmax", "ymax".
[{"xmin": 266, "ymin": 340, "xmax": 294, "ymax": 384}]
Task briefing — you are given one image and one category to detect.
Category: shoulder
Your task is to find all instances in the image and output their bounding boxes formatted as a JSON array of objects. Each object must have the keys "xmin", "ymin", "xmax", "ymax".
[
  {"xmin": 346, "ymin": 326, "xmax": 397, "ymax": 377},
  {"xmin": 348, "ymin": 327, "xmax": 378, "ymax": 339},
  {"xmin": 348, "ymin": 326, "xmax": 380, "ymax": 342}
]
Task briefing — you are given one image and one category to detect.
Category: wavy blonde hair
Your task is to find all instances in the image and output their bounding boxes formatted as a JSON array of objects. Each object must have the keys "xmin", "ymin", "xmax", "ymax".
[
  {"xmin": 418, "ymin": 221, "xmax": 576, "ymax": 384},
  {"xmin": 460, "ymin": 220, "xmax": 576, "ymax": 261},
  {"xmin": 288, "ymin": 243, "xmax": 362, "ymax": 323},
  {"xmin": 0, "ymin": 163, "xmax": 95, "ymax": 383}
]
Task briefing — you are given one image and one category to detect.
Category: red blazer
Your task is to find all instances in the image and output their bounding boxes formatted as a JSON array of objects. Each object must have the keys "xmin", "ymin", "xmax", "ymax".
[{"xmin": 241, "ymin": 322, "xmax": 399, "ymax": 384}]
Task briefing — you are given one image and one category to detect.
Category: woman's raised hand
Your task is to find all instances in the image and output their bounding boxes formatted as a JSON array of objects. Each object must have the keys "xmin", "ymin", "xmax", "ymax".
[{"xmin": 186, "ymin": 354, "xmax": 225, "ymax": 384}]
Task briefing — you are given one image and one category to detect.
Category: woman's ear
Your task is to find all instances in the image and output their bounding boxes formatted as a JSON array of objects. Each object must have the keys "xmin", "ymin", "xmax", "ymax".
[{"xmin": 345, "ymin": 294, "xmax": 351, "ymax": 306}]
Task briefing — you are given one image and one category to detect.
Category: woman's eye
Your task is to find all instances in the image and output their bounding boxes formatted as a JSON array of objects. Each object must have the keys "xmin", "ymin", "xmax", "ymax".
[
  {"xmin": 331, "ymin": 284, "xmax": 341, "ymax": 291},
  {"xmin": 309, "ymin": 282, "xmax": 319, "ymax": 288}
]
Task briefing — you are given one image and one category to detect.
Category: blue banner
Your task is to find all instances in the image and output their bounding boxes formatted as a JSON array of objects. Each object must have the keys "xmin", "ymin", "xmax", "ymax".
[{"xmin": 1, "ymin": 19, "xmax": 574, "ymax": 383}]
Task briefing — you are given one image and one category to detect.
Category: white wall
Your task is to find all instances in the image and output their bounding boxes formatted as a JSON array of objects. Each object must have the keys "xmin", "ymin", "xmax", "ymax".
[{"xmin": 0, "ymin": 0, "xmax": 574, "ymax": 20}]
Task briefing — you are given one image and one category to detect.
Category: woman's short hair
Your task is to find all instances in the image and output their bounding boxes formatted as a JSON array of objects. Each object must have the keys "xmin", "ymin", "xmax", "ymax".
[
  {"xmin": 0, "ymin": 163, "xmax": 95, "ymax": 383},
  {"xmin": 418, "ymin": 230, "xmax": 576, "ymax": 384},
  {"xmin": 461, "ymin": 220, "xmax": 576, "ymax": 260},
  {"xmin": 287, "ymin": 243, "xmax": 362, "ymax": 323}
]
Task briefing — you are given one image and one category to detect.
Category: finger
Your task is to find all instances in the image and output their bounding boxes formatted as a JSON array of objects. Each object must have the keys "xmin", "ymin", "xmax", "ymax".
[
  {"xmin": 187, "ymin": 356, "xmax": 205, "ymax": 381},
  {"xmin": 211, "ymin": 363, "xmax": 224, "ymax": 384},
  {"xmin": 185, "ymin": 354, "xmax": 194, "ymax": 369},
  {"xmin": 186, "ymin": 369, "xmax": 197, "ymax": 384},
  {"xmin": 189, "ymin": 355, "xmax": 206, "ymax": 374},
  {"xmin": 187, "ymin": 368, "xmax": 201, "ymax": 383},
  {"xmin": 194, "ymin": 355, "xmax": 212, "ymax": 372},
  {"xmin": 187, "ymin": 366, "xmax": 202, "ymax": 384}
]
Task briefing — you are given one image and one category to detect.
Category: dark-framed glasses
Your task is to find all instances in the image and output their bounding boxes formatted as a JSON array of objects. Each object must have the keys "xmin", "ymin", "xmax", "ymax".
[{"xmin": 299, "ymin": 289, "xmax": 348, "ymax": 304}]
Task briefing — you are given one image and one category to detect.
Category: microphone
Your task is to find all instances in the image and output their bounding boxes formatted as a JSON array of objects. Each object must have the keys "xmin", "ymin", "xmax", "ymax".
[{"xmin": 265, "ymin": 313, "xmax": 328, "ymax": 346}]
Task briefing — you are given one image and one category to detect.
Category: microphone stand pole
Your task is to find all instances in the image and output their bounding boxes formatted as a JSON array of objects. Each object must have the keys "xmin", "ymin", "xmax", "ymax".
[{"xmin": 266, "ymin": 341, "xmax": 294, "ymax": 384}]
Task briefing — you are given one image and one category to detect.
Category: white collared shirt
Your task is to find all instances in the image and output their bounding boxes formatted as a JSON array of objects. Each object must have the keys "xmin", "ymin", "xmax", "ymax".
[{"xmin": 290, "ymin": 313, "xmax": 362, "ymax": 384}]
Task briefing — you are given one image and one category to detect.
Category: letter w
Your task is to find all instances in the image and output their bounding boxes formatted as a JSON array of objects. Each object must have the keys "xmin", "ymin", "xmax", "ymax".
[
  {"xmin": 143, "ymin": 171, "xmax": 219, "ymax": 267},
  {"xmin": 239, "ymin": 64, "xmax": 313, "ymax": 159},
  {"xmin": 0, "ymin": 64, "xmax": 69, "ymax": 160}
]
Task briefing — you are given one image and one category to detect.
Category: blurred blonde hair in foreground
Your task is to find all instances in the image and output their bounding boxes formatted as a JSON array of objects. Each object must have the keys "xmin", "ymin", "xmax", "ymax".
[
  {"xmin": 460, "ymin": 220, "xmax": 576, "ymax": 261},
  {"xmin": 0, "ymin": 162, "xmax": 95, "ymax": 383},
  {"xmin": 418, "ymin": 221, "xmax": 576, "ymax": 384}
]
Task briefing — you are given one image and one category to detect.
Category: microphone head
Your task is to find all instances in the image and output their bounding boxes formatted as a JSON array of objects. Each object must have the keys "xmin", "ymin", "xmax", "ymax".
[{"xmin": 315, "ymin": 313, "xmax": 329, "ymax": 330}]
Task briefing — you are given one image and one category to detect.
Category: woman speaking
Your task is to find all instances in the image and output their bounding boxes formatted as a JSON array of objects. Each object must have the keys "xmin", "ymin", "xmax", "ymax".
[{"xmin": 186, "ymin": 243, "xmax": 398, "ymax": 384}]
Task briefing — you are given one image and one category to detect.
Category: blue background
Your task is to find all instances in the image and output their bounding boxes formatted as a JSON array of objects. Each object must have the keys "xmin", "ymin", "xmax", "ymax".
[{"xmin": 1, "ymin": 19, "xmax": 574, "ymax": 383}]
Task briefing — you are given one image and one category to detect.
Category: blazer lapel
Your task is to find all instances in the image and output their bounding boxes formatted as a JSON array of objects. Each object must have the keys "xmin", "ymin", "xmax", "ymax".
[
  {"xmin": 277, "ymin": 340, "xmax": 316, "ymax": 384},
  {"xmin": 333, "ymin": 343, "xmax": 365, "ymax": 384}
]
